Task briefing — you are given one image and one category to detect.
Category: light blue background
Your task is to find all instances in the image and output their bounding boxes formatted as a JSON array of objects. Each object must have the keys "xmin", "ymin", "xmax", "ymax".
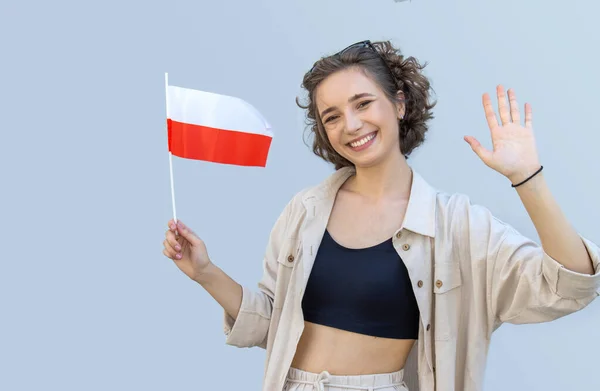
[{"xmin": 1, "ymin": 0, "xmax": 598, "ymax": 390}]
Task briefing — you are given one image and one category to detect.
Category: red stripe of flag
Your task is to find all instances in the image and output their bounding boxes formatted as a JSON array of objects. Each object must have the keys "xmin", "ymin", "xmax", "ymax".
[{"xmin": 167, "ymin": 119, "xmax": 273, "ymax": 167}]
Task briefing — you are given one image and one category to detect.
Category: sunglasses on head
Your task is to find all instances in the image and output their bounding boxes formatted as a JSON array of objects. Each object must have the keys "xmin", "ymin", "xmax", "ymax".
[{"xmin": 308, "ymin": 40, "xmax": 394, "ymax": 78}]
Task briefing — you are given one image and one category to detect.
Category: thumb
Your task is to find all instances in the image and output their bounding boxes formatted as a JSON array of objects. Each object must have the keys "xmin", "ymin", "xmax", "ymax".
[
  {"xmin": 176, "ymin": 221, "xmax": 200, "ymax": 246},
  {"xmin": 464, "ymin": 136, "xmax": 492, "ymax": 165}
]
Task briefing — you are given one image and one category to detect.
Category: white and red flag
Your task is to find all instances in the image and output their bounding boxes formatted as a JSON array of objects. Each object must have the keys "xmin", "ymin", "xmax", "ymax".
[
  {"xmin": 165, "ymin": 77, "xmax": 273, "ymax": 167},
  {"xmin": 163, "ymin": 73, "xmax": 273, "ymax": 222}
]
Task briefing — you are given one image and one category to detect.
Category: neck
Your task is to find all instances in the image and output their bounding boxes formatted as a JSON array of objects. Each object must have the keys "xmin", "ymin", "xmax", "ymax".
[{"xmin": 347, "ymin": 152, "xmax": 413, "ymax": 201}]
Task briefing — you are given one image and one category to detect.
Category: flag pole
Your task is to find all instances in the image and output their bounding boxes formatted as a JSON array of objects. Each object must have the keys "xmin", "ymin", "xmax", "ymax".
[{"xmin": 165, "ymin": 72, "xmax": 178, "ymax": 226}]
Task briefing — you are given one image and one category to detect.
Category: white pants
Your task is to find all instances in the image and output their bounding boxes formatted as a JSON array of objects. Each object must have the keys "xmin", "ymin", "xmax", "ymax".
[{"xmin": 283, "ymin": 367, "xmax": 409, "ymax": 391}]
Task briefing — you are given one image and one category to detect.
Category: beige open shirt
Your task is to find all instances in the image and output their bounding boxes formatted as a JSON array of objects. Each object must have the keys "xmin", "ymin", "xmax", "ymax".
[{"xmin": 223, "ymin": 166, "xmax": 600, "ymax": 391}]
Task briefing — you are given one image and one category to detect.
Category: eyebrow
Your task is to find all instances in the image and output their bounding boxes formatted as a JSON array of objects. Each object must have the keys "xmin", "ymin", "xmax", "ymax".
[{"xmin": 319, "ymin": 93, "xmax": 376, "ymax": 119}]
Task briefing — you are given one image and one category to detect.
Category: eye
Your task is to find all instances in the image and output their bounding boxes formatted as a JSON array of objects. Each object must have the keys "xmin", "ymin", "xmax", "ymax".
[
  {"xmin": 358, "ymin": 100, "xmax": 373, "ymax": 109},
  {"xmin": 324, "ymin": 115, "xmax": 339, "ymax": 124}
]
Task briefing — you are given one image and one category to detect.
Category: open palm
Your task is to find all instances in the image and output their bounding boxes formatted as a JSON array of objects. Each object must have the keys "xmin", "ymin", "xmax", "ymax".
[{"xmin": 465, "ymin": 85, "xmax": 542, "ymax": 184}]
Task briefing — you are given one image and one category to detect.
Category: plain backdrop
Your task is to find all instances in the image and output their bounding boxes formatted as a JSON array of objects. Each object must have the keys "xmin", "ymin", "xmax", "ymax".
[{"xmin": 1, "ymin": 0, "xmax": 598, "ymax": 390}]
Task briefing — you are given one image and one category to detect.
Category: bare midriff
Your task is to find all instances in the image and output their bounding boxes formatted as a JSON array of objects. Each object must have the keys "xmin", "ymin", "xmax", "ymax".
[{"xmin": 290, "ymin": 321, "xmax": 416, "ymax": 375}]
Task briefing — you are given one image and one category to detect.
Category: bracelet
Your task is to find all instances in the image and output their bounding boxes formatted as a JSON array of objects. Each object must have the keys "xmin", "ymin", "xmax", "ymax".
[{"xmin": 511, "ymin": 166, "xmax": 544, "ymax": 188}]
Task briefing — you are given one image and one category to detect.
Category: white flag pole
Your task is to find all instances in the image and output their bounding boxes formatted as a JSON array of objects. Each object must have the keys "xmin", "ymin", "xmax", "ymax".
[{"xmin": 165, "ymin": 72, "xmax": 178, "ymax": 226}]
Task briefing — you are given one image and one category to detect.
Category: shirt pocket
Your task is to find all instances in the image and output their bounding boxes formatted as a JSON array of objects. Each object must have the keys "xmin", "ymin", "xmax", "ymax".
[
  {"xmin": 273, "ymin": 236, "xmax": 301, "ymax": 309},
  {"xmin": 433, "ymin": 261, "xmax": 463, "ymax": 340}
]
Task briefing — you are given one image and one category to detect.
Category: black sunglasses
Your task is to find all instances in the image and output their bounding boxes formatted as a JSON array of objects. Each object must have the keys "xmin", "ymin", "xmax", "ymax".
[{"xmin": 308, "ymin": 40, "xmax": 394, "ymax": 78}]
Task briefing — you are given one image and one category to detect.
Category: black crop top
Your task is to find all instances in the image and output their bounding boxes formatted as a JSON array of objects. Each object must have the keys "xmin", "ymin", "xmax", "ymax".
[{"xmin": 301, "ymin": 229, "xmax": 420, "ymax": 339}]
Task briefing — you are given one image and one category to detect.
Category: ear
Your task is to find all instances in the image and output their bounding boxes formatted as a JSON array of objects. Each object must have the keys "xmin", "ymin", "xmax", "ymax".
[{"xmin": 395, "ymin": 90, "xmax": 406, "ymax": 119}]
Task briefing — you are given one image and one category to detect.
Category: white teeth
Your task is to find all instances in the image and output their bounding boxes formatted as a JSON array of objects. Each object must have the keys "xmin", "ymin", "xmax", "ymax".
[{"xmin": 349, "ymin": 133, "xmax": 376, "ymax": 148}]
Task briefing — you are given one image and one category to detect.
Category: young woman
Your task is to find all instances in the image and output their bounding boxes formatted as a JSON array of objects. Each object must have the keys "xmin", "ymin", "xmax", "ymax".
[{"xmin": 162, "ymin": 40, "xmax": 600, "ymax": 391}]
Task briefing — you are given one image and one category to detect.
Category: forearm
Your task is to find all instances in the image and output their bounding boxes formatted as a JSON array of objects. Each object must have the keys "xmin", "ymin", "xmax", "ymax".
[
  {"xmin": 194, "ymin": 262, "xmax": 244, "ymax": 321},
  {"xmin": 510, "ymin": 171, "xmax": 594, "ymax": 275}
]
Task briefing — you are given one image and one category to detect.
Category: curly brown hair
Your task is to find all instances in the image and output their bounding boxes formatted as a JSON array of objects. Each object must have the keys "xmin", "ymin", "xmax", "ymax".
[{"xmin": 296, "ymin": 40, "xmax": 437, "ymax": 170}]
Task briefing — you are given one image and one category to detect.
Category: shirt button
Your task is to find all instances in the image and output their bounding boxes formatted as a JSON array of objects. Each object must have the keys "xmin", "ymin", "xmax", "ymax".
[
  {"xmin": 435, "ymin": 280, "xmax": 443, "ymax": 288},
  {"xmin": 396, "ymin": 231, "xmax": 402, "ymax": 239},
  {"xmin": 417, "ymin": 280, "xmax": 423, "ymax": 288},
  {"xmin": 426, "ymin": 324, "xmax": 431, "ymax": 331},
  {"xmin": 287, "ymin": 254, "xmax": 295, "ymax": 263},
  {"xmin": 402, "ymin": 243, "xmax": 410, "ymax": 251}
]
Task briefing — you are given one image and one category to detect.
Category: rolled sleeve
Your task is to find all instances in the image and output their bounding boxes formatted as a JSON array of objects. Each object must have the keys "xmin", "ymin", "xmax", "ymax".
[
  {"xmin": 542, "ymin": 236, "xmax": 600, "ymax": 300},
  {"xmin": 457, "ymin": 197, "xmax": 600, "ymax": 327},
  {"xmin": 223, "ymin": 285, "xmax": 271, "ymax": 348}
]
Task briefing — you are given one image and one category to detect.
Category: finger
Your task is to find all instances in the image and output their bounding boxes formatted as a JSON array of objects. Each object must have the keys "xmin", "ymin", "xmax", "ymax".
[
  {"xmin": 496, "ymin": 85, "xmax": 511, "ymax": 125},
  {"xmin": 163, "ymin": 239, "xmax": 183, "ymax": 259},
  {"xmin": 508, "ymin": 88, "xmax": 520, "ymax": 124},
  {"xmin": 167, "ymin": 221, "xmax": 181, "ymax": 240},
  {"xmin": 176, "ymin": 221, "xmax": 200, "ymax": 246},
  {"xmin": 167, "ymin": 220, "xmax": 179, "ymax": 233},
  {"xmin": 464, "ymin": 136, "xmax": 493, "ymax": 165},
  {"xmin": 163, "ymin": 239, "xmax": 177, "ymax": 254},
  {"xmin": 482, "ymin": 93, "xmax": 499, "ymax": 130},
  {"xmin": 163, "ymin": 248, "xmax": 182, "ymax": 260},
  {"xmin": 165, "ymin": 230, "xmax": 182, "ymax": 251},
  {"xmin": 524, "ymin": 102, "xmax": 533, "ymax": 128}
]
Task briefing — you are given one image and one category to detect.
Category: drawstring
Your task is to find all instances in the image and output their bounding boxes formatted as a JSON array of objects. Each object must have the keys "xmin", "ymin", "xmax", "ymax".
[
  {"xmin": 315, "ymin": 371, "xmax": 331, "ymax": 391},
  {"xmin": 285, "ymin": 371, "xmax": 331, "ymax": 391}
]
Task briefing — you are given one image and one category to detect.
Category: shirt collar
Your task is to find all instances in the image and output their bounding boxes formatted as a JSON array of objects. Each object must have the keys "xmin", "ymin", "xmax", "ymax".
[{"xmin": 301, "ymin": 166, "xmax": 437, "ymax": 238}]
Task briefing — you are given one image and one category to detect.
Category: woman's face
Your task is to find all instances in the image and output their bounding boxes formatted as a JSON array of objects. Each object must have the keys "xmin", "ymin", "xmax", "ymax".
[{"xmin": 315, "ymin": 67, "xmax": 405, "ymax": 168}]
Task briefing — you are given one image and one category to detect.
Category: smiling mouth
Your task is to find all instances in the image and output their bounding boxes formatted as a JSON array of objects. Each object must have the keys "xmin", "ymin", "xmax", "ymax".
[{"xmin": 347, "ymin": 131, "xmax": 377, "ymax": 148}]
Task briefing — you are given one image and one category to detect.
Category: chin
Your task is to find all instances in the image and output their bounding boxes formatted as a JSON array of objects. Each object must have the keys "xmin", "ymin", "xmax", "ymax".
[
  {"xmin": 352, "ymin": 156, "xmax": 385, "ymax": 169},
  {"xmin": 340, "ymin": 150, "xmax": 384, "ymax": 168}
]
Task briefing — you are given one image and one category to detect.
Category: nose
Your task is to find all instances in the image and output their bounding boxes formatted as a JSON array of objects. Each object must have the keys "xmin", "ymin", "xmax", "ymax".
[{"xmin": 344, "ymin": 111, "xmax": 363, "ymax": 134}]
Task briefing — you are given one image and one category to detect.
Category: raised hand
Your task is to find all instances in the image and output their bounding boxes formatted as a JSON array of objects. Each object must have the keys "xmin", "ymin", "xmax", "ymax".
[{"xmin": 464, "ymin": 85, "xmax": 542, "ymax": 185}]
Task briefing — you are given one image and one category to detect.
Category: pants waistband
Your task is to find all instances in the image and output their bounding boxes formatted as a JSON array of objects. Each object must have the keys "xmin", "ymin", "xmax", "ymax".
[{"xmin": 286, "ymin": 367, "xmax": 405, "ymax": 391}]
